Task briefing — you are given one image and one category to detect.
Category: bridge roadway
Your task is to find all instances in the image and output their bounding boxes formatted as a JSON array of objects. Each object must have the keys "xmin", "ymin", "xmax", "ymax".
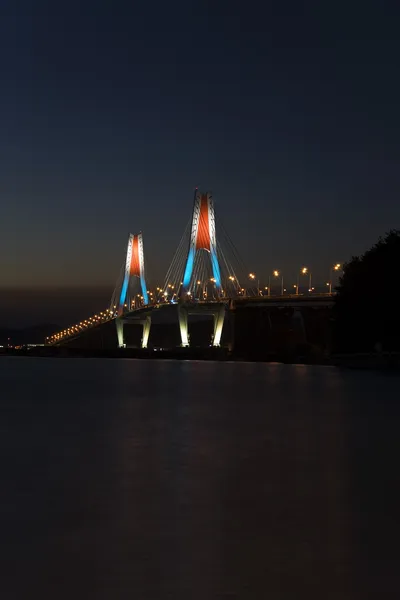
[
  {"xmin": 122, "ymin": 292, "xmax": 335, "ymax": 316},
  {"xmin": 49, "ymin": 293, "xmax": 335, "ymax": 350},
  {"xmin": 231, "ymin": 293, "xmax": 335, "ymax": 308}
]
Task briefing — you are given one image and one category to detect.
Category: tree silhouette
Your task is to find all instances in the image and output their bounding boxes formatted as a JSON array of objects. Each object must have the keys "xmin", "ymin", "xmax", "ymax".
[{"xmin": 334, "ymin": 230, "xmax": 400, "ymax": 353}]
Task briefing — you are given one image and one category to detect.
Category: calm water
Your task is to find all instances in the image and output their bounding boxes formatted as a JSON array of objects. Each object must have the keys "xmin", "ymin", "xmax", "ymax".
[{"xmin": 0, "ymin": 357, "xmax": 399, "ymax": 599}]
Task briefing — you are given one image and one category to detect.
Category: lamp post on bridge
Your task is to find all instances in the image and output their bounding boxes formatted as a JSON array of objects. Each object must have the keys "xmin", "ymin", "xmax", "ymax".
[
  {"xmin": 228, "ymin": 275, "xmax": 242, "ymax": 298},
  {"xmin": 328, "ymin": 263, "xmax": 342, "ymax": 294},
  {"xmin": 296, "ymin": 266, "xmax": 311, "ymax": 295},
  {"xmin": 272, "ymin": 270, "xmax": 283, "ymax": 296},
  {"xmin": 248, "ymin": 273, "xmax": 259, "ymax": 295}
]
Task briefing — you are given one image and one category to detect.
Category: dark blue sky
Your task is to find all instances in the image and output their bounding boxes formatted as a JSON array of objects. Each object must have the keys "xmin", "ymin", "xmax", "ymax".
[{"xmin": 1, "ymin": 1, "xmax": 400, "ymax": 322}]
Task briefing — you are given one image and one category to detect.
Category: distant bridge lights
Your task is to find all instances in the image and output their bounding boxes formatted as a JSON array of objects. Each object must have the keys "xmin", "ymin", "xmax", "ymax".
[{"xmin": 47, "ymin": 307, "xmax": 115, "ymax": 345}]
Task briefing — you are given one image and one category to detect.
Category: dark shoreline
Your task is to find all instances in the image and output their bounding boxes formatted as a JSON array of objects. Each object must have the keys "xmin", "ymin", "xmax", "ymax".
[{"xmin": 2, "ymin": 346, "xmax": 400, "ymax": 371}]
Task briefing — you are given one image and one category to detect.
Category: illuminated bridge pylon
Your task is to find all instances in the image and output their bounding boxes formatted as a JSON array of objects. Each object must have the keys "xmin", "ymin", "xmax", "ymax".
[
  {"xmin": 161, "ymin": 188, "xmax": 252, "ymax": 347},
  {"xmin": 162, "ymin": 188, "xmax": 247, "ymax": 304},
  {"xmin": 182, "ymin": 190, "xmax": 222, "ymax": 297},
  {"xmin": 111, "ymin": 232, "xmax": 149, "ymax": 317},
  {"xmin": 110, "ymin": 232, "xmax": 151, "ymax": 349}
]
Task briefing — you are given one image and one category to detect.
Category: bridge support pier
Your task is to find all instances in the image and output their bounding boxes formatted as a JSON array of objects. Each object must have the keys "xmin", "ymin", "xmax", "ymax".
[
  {"xmin": 178, "ymin": 306, "xmax": 189, "ymax": 347},
  {"xmin": 116, "ymin": 315, "xmax": 152, "ymax": 349},
  {"xmin": 141, "ymin": 316, "xmax": 151, "ymax": 349},
  {"xmin": 178, "ymin": 303, "xmax": 226, "ymax": 348},
  {"xmin": 291, "ymin": 309, "xmax": 307, "ymax": 344},
  {"xmin": 212, "ymin": 304, "xmax": 225, "ymax": 347},
  {"xmin": 116, "ymin": 317, "xmax": 125, "ymax": 348}
]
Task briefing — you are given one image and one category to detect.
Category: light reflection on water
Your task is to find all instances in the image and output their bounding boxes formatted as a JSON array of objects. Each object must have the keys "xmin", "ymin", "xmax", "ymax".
[{"xmin": 0, "ymin": 357, "xmax": 399, "ymax": 599}]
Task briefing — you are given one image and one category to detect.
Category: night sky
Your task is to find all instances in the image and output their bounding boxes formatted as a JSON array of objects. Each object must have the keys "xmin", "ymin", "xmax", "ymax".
[{"xmin": 1, "ymin": 1, "xmax": 400, "ymax": 326}]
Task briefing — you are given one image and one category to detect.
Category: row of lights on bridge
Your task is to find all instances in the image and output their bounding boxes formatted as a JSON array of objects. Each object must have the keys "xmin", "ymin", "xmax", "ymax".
[
  {"xmin": 247, "ymin": 264, "xmax": 342, "ymax": 296},
  {"xmin": 46, "ymin": 309, "xmax": 117, "ymax": 344},
  {"xmin": 47, "ymin": 287, "xmax": 158, "ymax": 344},
  {"xmin": 47, "ymin": 264, "xmax": 342, "ymax": 344},
  {"xmin": 157, "ymin": 264, "xmax": 342, "ymax": 300}
]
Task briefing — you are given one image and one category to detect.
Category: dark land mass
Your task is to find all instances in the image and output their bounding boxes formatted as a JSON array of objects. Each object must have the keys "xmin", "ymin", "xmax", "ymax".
[
  {"xmin": 2, "ymin": 345, "xmax": 400, "ymax": 372},
  {"xmin": 0, "ymin": 324, "xmax": 59, "ymax": 346}
]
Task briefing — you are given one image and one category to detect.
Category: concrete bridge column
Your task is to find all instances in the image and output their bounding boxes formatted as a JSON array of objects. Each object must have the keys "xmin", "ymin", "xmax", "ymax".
[
  {"xmin": 178, "ymin": 305, "xmax": 189, "ymax": 347},
  {"xmin": 141, "ymin": 316, "xmax": 151, "ymax": 349},
  {"xmin": 116, "ymin": 315, "xmax": 151, "ymax": 349},
  {"xmin": 292, "ymin": 309, "xmax": 307, "ymax": 343},
  {"xmin": 116, "ymin": 318, "xmax": 125, "ymax": 348},
  {"xmin": 212, "ymin": 304, "xmax": 225, "ymax": 347}
]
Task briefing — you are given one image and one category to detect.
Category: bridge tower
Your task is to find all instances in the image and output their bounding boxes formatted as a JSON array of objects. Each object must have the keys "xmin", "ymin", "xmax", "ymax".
[
  {"xmin": 117, "ymin": 232, "xmax": 149, "ymax": 317},
  {"xmin": 177, "ymin": 190, "xmax": 224, "ymax": 347},
  {"xmin": 182, "ymin": 190, "xmax": 222, "ymax": 297},
  {"xmin": 113, "ymin": 232, "xmax": 151, "ymax": 349}
]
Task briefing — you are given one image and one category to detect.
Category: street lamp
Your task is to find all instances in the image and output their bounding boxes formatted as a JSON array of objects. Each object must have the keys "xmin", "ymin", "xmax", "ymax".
[
  {"xmin": 249, "ymin": 272, "xmax": 259, "ymax": 295},
  {"xmin": 272, "ymin": 270, "xmax": 283, "ymax": 295},
  {"xmin": 296, "ymin": 266, "xmax": 312, "ymax": 294},
  {"xmin": 328, "ymin": 263, "xmax": 342, "ymax": 294}
]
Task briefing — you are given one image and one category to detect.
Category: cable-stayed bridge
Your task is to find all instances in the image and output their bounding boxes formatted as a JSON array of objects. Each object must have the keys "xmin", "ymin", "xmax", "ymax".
[{"xmin": 47, "ymin": 189, "xmax": 334, "ymax": 351}]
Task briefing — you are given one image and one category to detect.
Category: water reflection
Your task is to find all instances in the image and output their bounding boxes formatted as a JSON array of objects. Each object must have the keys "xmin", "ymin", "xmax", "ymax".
[{"xmin": 0, "ymin": 358, "xmax": 399, "ymax": 598}]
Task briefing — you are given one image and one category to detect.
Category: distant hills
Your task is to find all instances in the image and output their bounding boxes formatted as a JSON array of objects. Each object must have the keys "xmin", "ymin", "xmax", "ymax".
[{"xmin": 0, "ymin": 324, "xmax": 59, "ymax": 346}]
